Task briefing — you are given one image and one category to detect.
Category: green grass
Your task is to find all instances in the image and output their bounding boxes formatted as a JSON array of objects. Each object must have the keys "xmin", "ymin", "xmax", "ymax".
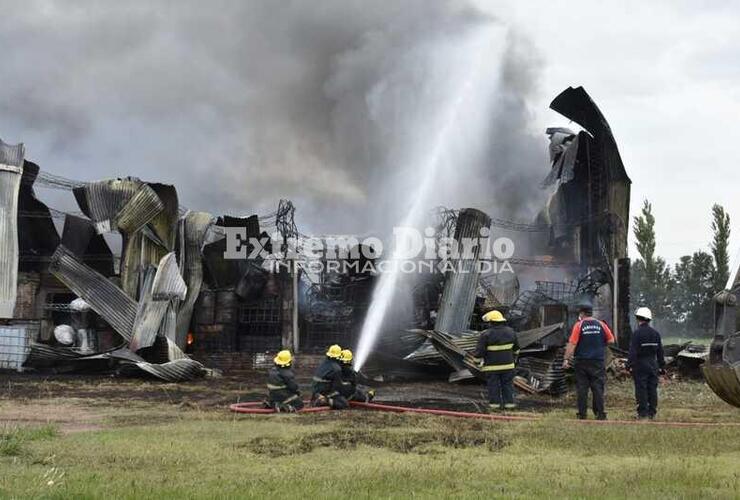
[
  {"xmin": 1, "ymin": 378, "xmax": 739, "ymax": 498},
  {"xmin": 0, "ymin": 409, "xmax": 739, "ymax": 498},
  {"xmin": 0, "ymin": 425, "xmax": 58, "ymax": 457}
]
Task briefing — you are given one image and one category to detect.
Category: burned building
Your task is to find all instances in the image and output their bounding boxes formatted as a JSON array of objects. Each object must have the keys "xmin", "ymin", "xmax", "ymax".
[{"xmin": 1, "ymin": 86, "xmax": 631, "ymax": 391}]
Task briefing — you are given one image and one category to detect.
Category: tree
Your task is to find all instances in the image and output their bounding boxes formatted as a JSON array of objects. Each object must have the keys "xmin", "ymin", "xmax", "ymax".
[
  {"xmin": 634, "ymin": 200, "xmax": 657, "ymax": 276},
  {"xmin": 670, "ymin": 251, "xmax": 715, "ymax": 334},
  {"xmin": 711, "ymin": 204, "xmax": 731, "ymax": 291},
  {"xmin": 631, "ymin": 200, "xmax": 671, "ymax": 319}
]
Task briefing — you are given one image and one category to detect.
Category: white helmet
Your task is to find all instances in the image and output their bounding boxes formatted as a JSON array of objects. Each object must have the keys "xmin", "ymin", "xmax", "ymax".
[{"xmin": 635, "ymin": 307, "xmax": 653, "ymax": 321}]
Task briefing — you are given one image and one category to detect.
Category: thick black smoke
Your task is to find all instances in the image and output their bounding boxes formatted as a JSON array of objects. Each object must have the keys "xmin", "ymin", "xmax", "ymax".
[{"xmin": 0, "ymin": 0, "xmax": 547, "ymax": 233}]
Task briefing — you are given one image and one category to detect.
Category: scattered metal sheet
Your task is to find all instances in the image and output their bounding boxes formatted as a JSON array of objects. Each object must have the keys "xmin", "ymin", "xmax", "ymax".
[
  {"xmin": 117, "ymin": 356, "xmax": 207, "ymax": 382},
  {"xmin": 130, "ymin": 253, "xmax": 186, "ymax": 352},
  {"xmin": 0, "ymin": 138, "xmax": 25, "ymax": 317},
  {"xmin": 434, "ymin": 208, "xmax": 491, "ymax": 335},
  {"xmin": 49, "ymin": 244, "xmax": 138, "ymax": 341},
  {"xmin": 73, "ymin": 178, "xmax": 141, "ymax": 234},
  {"xmin": 516, "ymin": 323, "xmax": 565, "ymax": 350},
  {"xmin": 175, "ymin": 211, "xmax": 214, "ymax": 348},
  {"xmin": 116, "ymin": 184, "xmax": 164, "ymax": 234}
]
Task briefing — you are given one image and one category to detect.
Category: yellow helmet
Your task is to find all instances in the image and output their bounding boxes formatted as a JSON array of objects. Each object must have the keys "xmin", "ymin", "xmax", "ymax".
[
  {"xmin": 326, "ymin": 344, "xmax": 343, "ymax": 359},
  {"xmin": 482, "ymin": 310, "xmax": 506, "ymax": 323},
  {"xmin": 340, "ymin": 349, "xmax": 353, "ymax": 364},
  {"xmin": 274, "ymin": 350, "xmax": 293, "ymax": 367}
]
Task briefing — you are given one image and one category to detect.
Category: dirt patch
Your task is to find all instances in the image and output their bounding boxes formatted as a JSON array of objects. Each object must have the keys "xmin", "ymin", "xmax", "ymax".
[
  {"xmin": 239, "ymin": 425, "xmax": 509, "ymax": 456},
  {"xmin": 0, "ymin": 400, "xmax": 105, "ymax": 434}
]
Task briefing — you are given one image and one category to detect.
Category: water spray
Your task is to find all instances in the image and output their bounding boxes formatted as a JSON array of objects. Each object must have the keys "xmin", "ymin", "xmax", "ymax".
[{"xmin": 354, "ymin": 26, "xmax": 503, "ymax": 371}]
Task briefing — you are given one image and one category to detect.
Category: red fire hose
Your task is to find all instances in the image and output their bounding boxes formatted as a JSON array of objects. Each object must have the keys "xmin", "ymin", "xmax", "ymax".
[
  {"xmin": 348, "ymin": 401, "xmax": 537, "ymax": 422},
  {"xmin": 348, "ymin": 401, "xmax": 740, "ymax": 428},
  {"xmin": 229, "ymin": 400, "xmax": 740, "ymax": 427},
  {"xmin": 229, "ymin": 401, "xmax": 331, "ymax": 414}
]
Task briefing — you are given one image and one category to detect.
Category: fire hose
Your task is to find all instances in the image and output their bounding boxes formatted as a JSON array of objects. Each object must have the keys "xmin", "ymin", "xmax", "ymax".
[
  {"xmin": 347, "ymin": 401, "xmax": 740, "ymax": 428},
  {"xmin": 230, "ymin": 400, "xmax": 740, "ymax": 427},
  {"xmin": 230, "ymin": 401, "xmax": 332, "ymax": 414}
]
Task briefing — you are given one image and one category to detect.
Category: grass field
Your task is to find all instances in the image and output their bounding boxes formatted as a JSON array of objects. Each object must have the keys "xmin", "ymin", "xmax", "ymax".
[{"xmin": 1, "ymin": 376, "xmax": 739, "ymax": 499}]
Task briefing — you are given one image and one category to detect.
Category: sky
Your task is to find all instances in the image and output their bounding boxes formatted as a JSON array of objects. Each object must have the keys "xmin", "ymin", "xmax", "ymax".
[
  {"xmin": 1, "ymin": 0, "xmax": 738, "ymax": 265},
  {"xmin": 477, "ymin": 0, "xmax": 740, "ymax": 263}
]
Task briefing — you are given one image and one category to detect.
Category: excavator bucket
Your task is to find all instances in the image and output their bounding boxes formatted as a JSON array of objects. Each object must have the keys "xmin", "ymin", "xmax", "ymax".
[
  {"xmin": 703, "ymin": 364, "xmax": 740, "ymax": 407},
  {"xmin": 704, "ymin": 289, "xmax": 740, "ymax": 408}
]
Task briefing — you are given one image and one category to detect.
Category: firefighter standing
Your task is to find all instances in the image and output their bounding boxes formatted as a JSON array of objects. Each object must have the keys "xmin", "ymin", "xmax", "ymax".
[
  {"xmin": 338, "ymin": 349, "xmax": 374, "ymax": 402},
  {"xmin": 311, "ymin": 344, "xmax": 348, "ymax": 409},
  {"xmin": 474, "ymin": 310, "xmax": 519, "ymax": 411},
  {"xmin": 563, "ymin": 303, "xmax": 615, "ymax": 420},
  {"xmin": 266, "ymin": 350, "xmax": 304, "ymax": 412},
  {"xmin": 628, "ymin": 307, "xmax": 666, "ymax": 419}
]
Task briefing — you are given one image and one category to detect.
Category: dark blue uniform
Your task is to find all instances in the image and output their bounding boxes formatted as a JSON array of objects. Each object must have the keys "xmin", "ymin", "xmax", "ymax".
[
  {"xmin": 628, "ymin": 323, "xmax": 665, "ymax": 418},
  {"xmin": 339, "ymin": 364, "xmax": 372, "ymax": 402},
  {"xmin": 311, "ymin": 357, "xmax": 348, "ymax": 409},
  {"xmin": 266, "ymin": 366, "xmax": 304, "ymax": 412},
  {"xmin": 475, "ymin": 324, "xmax": 519, "ymax": 409},
  {"xmin": 569, "ymin": 317, "xmax": 615, "ymax": 419}
]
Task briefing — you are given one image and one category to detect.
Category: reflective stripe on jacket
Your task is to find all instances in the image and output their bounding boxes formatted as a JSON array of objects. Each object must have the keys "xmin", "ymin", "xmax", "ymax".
[
  {"xmin": 267, "ymin": 366, "xmax": 300, "ymax": 403},
  {"xmin": 312, "ymin": 357, "xmax": 343, "ymax": 395},
  {"xmin": 474, "ymin": 324, "xmax": 519, "ymax": 372},
  {"xmin": 628, "ymin": 324, "xmax": 666, "ymax": 370}
]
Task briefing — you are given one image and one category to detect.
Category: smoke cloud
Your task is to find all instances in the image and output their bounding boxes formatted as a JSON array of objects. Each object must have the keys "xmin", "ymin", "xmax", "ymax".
[{"xmin": 0, "ymin": 0, "xmax": 548, "ymax": 234}]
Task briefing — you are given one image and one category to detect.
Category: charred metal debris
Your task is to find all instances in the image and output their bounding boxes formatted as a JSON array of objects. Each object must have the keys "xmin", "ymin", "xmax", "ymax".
[{"xmin": 2, "ymin": 86, "xmax": 634, "ymax": 392}]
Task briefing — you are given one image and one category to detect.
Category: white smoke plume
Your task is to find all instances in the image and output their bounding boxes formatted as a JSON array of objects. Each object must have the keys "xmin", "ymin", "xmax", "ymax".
[{"xmin": 0, "ymin": 0, "xmax": 547, "ymax": 233}]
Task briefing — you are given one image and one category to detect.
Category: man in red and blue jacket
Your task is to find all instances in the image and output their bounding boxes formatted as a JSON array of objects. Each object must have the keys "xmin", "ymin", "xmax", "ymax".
[{"xmin": 563, "ymin": 302, "xmax": 615, "ymax": 420}]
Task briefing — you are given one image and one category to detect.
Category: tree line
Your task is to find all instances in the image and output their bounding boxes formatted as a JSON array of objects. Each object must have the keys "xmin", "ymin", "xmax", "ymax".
[{"xmin": 631, "ymin": 201, "xmax": 732, "ymax": 337}]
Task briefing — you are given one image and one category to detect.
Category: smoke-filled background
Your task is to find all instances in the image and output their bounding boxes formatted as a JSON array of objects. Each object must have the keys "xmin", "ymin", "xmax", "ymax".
[
  {"xmin": 3, "ymin": 0, "xmax": 738, "ymax": 261},
  {"xmin": 0, "ymin": 0, "xmax": 547, "ymax": 238}
]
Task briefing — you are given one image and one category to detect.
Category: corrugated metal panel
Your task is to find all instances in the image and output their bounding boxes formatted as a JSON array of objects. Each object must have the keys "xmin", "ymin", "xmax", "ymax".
[
  {"xmin": 119, "ymin": 357, "xmax": 206, "ymax": 382},
  {"xmin": 25, "ymin": 343, "xmax": 205, "ymax": 381},
  {"xmin": 0, "ymin": 138, "xmax": 25, "ymax": 318},
  {"xmin": 175, "ymin": 212, "xmax": 214, "ymax": 348},
  {"xmin": 49, "ymin": 245, "xmax": 138, "ymax": 340},
  {"xmin": 116, "ymin": 184, "xmax": 164, "ymax": 233},
  {"xmin": 434, "ymin": 208, "xmax": 491, "ymax": 335},
  {"xmin": 130, "ymin": 253, "xmax": 186, "ymax": 352},
  {"xmin": 0, "ymin": 138, "xmax": 25, "ymax": 166},
  {"xmin": 151, "ymin": 252, "xmax": 187, "ymax": 300},
  {"xmin": 74, "ymin": 178, "xmax": 141, "ymax": 234}
]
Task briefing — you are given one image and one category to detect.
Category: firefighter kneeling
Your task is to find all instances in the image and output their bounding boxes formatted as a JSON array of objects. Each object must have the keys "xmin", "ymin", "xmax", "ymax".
[
  {"xmin": 265, "ymin": 350, "xmax": 304, "ymax": 412},
  {"xmin": 311, "ymin": 344, "xmax": 349, "ymax": 409},
  {"xmin": 338, "ymin": 349, "xmax": 375, "ymax": 402}
]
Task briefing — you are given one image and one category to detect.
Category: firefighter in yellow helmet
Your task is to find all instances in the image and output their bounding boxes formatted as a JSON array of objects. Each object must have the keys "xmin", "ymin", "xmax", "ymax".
[
  {"xmin": 337, "ymin": 349, "xmax": 375, "ymax": 402},
  {"xmin": 474, "ymin": 310, "xmax": 519, "ymax": 411},
  {"xmin": 311, "ymin": 344, "xmax": 348, "ymax": 409},
  {"xmin": 265, "ymin": 350, "xmax": 303, "ymax": 412}
]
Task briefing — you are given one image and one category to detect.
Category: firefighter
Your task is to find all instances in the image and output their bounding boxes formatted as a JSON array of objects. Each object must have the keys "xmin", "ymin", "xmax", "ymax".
[
  {"xmin": 265, "ymin": 350, "xmax": 304, "ymax": 412},
  {"xmin": 628, "ymin": 307, "xmax": 666, "ymax": 419},
  {"xmin": 338, "ymin": 349, "xmax": 374, "ymax": 402},
  {"xmin": 563, "ymin": 302, "xmax": 615, "ymax": 420},
  {"xmin": 475, "ymin": 310, "xmax": 519, "ymax": 411},
  {"xmin": 311, "ymin": 344, "xmax": 348, "ymax": 409}
]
